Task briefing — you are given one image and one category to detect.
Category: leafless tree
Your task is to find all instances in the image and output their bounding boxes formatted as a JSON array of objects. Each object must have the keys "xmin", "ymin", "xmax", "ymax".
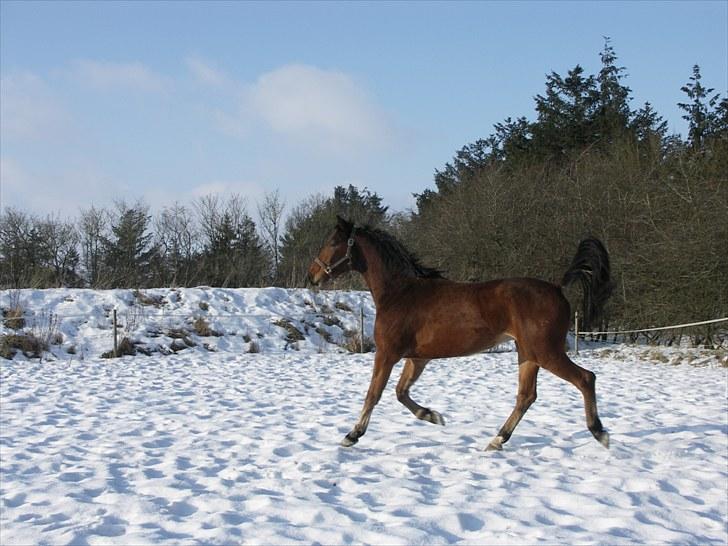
[{"xmin": 257, "ymin": 189, "xmax": 286, "ymax": 283}]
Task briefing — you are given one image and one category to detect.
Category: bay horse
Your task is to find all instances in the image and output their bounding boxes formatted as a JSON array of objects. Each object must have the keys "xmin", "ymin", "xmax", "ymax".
[{"xmin": 309, "ymin": 216, "xmax": 612, "ymax": 451}]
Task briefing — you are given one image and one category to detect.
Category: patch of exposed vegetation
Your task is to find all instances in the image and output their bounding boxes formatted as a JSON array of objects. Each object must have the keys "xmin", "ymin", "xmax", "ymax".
[
  {"xmin": 192, "ymin": 317, "xmax": 221, "ymax": 337},
  {"xmin": 322, "ymin": 315, "xmax": 342, "ymax": 328},
  {"xmin": 335, "ymin": 301, "xmax": 353, "ymax": 312},
  {"xmin": 273, "ymin": 318, "xmax": 305, "ymax": 343},
  {"xmin": 341, "ymin": 329, "xmax": 375, "ymax": 353},
  {"xmin": 596, "ymin": 347, "xmax": 728, "ymax": 368},
  {"xmin": 133, "ymin": 290, "xmax": 165, "ymax": 307},
  {"xmin": 2, "ymin": 306, "xmax": 25, "ymax": 330},
  {"xmin": 101, "ymin": 337, "xmax": 136, "ymax": 358},
  {"xmin": 316, "ymin": 326, "xmax": 333, "ymax": 344},
  {"xmin": 0, "ymin": 333, "xmax": 47, "ymax": 359}
]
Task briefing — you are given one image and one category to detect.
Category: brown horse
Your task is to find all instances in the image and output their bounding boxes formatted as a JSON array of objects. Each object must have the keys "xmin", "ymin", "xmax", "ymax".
[{"xmin": 309, "ymin": 216, "xmax": 612, "ymax": 451}]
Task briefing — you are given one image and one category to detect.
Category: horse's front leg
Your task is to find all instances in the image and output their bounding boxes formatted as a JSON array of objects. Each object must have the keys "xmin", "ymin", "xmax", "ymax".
[{"xmin": 341, "ymin": 351, "xmax": 399, "ymax": 447}]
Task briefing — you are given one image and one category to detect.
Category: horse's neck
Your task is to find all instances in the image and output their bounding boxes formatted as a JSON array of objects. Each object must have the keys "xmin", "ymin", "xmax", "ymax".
[{"xmin": 356, "ymin": 236, "xmax": 400, "ymax": 307}]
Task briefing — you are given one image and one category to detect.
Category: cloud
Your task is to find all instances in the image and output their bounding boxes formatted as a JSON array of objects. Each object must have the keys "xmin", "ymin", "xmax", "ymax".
[
  {"xmin": 0, "ymin": 72, "xmax": 71, "ymax": 141},
  {"xmin": 194, "ymin": 63, "xmax": 395, "ymax": 153},
  {"xmin": 70, "ymin": 59, "xmax": 169, "ymax": 92}
]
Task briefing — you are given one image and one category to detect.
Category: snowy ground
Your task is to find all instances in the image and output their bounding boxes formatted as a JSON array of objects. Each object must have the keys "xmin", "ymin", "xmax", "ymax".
[{"xmin": 1, "ymin": 289, "xmax": 727, "ymax": 544}]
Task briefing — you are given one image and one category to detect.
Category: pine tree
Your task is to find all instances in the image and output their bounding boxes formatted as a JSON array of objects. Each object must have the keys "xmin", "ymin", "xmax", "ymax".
[
  {"xmin": 595, "ymin": 37, "xmax": 632, "ymax": 142},
  {"xmin": 678, "ymin": 64, "xmax": 720, "ymax": 151},
  {"xmin": 102, "ymin": 202, "xmax": 157, "ymax": 288}
]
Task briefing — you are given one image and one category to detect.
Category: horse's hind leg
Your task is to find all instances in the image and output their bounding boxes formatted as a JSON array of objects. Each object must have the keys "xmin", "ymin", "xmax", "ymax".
[
  {"xmin": 542, "ymin": 353, "xmax": 609, "ymax": 448},
  {"xmin": 487, "ymin": 360, "xmax": 539, "ymax": 451},
  {"xmin": 395, "ymin": 359, "xmax": 444, "ymax": 425}
]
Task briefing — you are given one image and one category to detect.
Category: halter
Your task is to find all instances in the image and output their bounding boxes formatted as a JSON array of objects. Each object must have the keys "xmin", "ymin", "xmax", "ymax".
[{"xmin": 314, "ymin": 227, "xmax": 356, "ymax": 277}]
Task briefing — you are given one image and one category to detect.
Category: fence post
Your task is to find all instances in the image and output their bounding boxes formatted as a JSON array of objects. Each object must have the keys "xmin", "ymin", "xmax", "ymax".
[
  {"xmin": 113, "ymin": 309, "xmax": 118, "ymax": 358},
  {"xmin": 359, "ymin": 304, "xmax": 365, "ymax": 353},
  {"xmin": 574, "ymin": 310, "xmax": 579, "ymax": 355}
]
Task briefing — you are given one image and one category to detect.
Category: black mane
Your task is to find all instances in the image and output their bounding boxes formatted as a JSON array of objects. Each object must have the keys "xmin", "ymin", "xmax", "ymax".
[{"xmin": 357, "ymin": 225, "xmax": 445, "ymax": 279}]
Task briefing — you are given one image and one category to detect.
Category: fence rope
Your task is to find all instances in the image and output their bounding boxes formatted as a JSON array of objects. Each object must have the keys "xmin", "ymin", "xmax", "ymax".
[{"xmin": 575, "ymin": 316, "xmax": 728, "ymax": 337}]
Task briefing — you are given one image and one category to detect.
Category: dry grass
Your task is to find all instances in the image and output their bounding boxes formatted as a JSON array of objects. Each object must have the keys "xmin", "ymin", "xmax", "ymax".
[
  {"xmin": 101, "ymin": 337, "xmax": 137, "ymax": 358},
  {"xmin": 0, "ymin": 333, "xmax": 47, "ymax": 359},
  {"xmin": 341, "ymin": 330, "xmax": 375, "ymax": 353},
  {"xmin": 273, "ymin": 318, "xmax": 305, "ymax": 343},
  {"xmin": 192, "ymin": 317, "xmax": 221, "ymax": 337}
]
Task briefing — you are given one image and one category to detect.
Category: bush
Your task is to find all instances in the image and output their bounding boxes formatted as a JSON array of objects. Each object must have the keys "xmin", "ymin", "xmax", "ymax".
[
  {"xmin": 193, "ymin": 317, "xmax": 220, "ymax": 337},
  {"xmin": 0, "ymin": 333, "xmax": 47, "ymax": 359},
  {"xmin": 341, "ymin": 330, "xmax": 375, "ymax": 353},
  {"xmin": 101, "ymin": 337, "xmax": 136, "ymax": 358}
]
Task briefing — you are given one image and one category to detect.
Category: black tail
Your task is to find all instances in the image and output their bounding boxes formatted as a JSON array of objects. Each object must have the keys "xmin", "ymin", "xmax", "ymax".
[{"xmin": 561, "ymin": 238, "xmax": 613, "ymax": 331}]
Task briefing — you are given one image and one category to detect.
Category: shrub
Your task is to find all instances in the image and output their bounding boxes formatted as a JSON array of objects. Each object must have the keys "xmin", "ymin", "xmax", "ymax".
[
  {"xmin": 193, "ymin": 317, "xmax": 220, "ymax": 337},
  {"xmin": 0, "ymin": 333, "xmax": 46, "ymax": 359},
  {"xmin": 341, "ymin": 330, "xmax": 375, "ymax": 353},
  {"xmin": 273, "ymin": 318, "xmax": 305, "ymax": 342},
  {"xmin": 3, "ymin": 292, "xmax": 25, "ymax": 330},
  {"xmin": 133, "ymin": 290, "xmax": 165, "ymax": 307},
  {"xmin": 101, "ymin": 337, "xmax": 136, "ymax": 358}
]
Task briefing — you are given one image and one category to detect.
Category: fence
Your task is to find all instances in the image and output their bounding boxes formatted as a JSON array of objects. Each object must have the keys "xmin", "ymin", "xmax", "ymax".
[{"xmin": 572, "ymin": 311, "xmax": 728, "ymax": 354}]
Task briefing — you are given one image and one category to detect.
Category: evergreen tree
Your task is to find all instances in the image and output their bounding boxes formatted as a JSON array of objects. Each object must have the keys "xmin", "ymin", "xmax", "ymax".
[
  {"xmin": 594, "ymin": 37, "xmax": 632, "ymax": 142},
  {"xmin": 102, "ymin": 202, "xmax": 157, "ymax": 288},
  {"xmin": 532, "ymin": 65, "xmax": 599, "ymax": 158},
  {"xmin": 678, "ymin": 64, "xmax": 721, "ymax": 151}
]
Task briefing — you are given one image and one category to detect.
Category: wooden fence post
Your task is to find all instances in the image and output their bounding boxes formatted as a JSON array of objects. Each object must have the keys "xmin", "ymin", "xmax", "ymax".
[
  {"xmin": 359, "ymin": 304, "xmax": 365, "ymax": 353},
  {"xmin": 574, "ymin": 310, "xmax": 579, "ymax": 355},
  {"xmin": 113, "ymin": 309, "xmax": 118, "ymax": 358}
]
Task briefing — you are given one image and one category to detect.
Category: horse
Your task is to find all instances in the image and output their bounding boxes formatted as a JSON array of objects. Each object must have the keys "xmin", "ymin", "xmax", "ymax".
[{"xmin": 308, "ymin": 216, "xmax": 612, "ymax": 451}]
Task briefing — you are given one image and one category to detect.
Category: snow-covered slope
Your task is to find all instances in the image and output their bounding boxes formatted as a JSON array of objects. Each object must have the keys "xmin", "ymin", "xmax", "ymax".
[
  {"xmin": 0, "ymin": 287, "xmax": 377, "ymax": 360},
  {"xmin": 1, "ymin": 288, "xmax": 727, "ymax": 544}
]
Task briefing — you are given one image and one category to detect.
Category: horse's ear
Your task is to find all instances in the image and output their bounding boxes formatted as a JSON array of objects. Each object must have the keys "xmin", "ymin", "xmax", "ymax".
[{"xmin": 336, "ymin": 215, "xmax": 353, "ymax": 232}]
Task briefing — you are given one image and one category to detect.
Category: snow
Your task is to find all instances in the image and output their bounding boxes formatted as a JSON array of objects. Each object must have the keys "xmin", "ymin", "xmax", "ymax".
[{"xmin": 1, "ymin": 288, "xmax": 727, "ymax": 545}]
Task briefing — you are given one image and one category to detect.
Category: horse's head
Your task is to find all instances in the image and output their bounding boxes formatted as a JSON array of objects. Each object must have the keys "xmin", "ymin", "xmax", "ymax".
[{"xmin": 308, "ymin": 215, "xmax": 356, "ymax": 286}]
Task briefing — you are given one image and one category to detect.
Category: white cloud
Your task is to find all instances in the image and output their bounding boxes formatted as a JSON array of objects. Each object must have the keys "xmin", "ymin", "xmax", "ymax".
[
  {"xmin": 246, "ymin": 64, "xmax": 392, "ymax": 152},
  {"xmin": 193, "ymin": 63, "xmax": 395, "ymax": 153},
  {"xmin": 0, "ymin": 72, "xmax": 71, "ymax": 141},
  {"xmin": 70, "ymin": 59, "xmax": 169, "ymax": 93}
]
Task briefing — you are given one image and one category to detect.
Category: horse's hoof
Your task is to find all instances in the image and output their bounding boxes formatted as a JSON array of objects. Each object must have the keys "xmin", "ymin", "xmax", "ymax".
[
  {"xmin": 340, "ymin": 433, "xmax": 359, "ymax": 447},
  {"xmin": 417, "ymin": 409, "xmax": 445, "ymax": 426},
  {"xmin": 485, "ymin": 436, "xmax": 504, "ymax": 451},
  {"xmin": 594, "ymin": 430, "xmax": 610, "ymax": 449},
  {"xmin": 428, "ymin": 410, "xmax": 445, "ymax": 426}
]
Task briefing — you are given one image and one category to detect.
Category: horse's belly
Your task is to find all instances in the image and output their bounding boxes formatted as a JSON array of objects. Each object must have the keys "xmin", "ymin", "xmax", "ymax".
[{"xmin": 410, "ymin": 328, "xmax": 511, "ymax": 359}]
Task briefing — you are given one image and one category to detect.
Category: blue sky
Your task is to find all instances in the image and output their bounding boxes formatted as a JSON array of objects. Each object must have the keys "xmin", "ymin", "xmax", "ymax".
[{"xmin": 1, "ymin": 1, "xmax": 726, "ymax": 217}]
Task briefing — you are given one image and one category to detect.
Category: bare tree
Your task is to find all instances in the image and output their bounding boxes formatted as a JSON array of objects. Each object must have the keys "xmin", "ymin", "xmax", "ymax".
[
  {"xmin": 155, "ymin": 202, "xmax": 197, "ymax": 286},
  {"xmin": 257, "ymin": 189, "xmax": 286, "ymax": 283},
  {"xmin": 79, "ymin": 206, "xmax": 109, "ymax": 287},
  {"xmin": 39, "ymin": 214, "xmax": 80, "ymax": 287}
]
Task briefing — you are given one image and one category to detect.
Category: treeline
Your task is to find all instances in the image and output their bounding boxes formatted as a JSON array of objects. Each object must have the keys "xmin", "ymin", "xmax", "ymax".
[
  {"xmin": 2, "ymin": 40, "xmax": 726, "ymax": 337},
  {"xmin": 0, "ymin": 186, "xmax": 386, "ymax": 290}
]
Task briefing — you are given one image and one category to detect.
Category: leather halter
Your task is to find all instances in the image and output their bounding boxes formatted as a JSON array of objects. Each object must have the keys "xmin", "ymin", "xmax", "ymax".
[{"xmin": 314, "ymin": 228, "xmax": 356, "ymax": 277}]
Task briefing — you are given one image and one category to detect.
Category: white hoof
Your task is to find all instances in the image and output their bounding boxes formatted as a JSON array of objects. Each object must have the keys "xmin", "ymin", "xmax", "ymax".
[{"xmin": 486, "ymin": 436, "xmax": 504, "ymax": 451}]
